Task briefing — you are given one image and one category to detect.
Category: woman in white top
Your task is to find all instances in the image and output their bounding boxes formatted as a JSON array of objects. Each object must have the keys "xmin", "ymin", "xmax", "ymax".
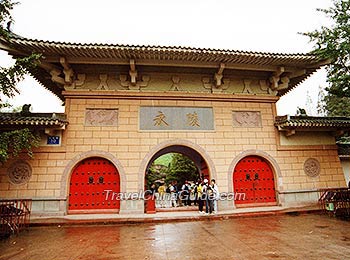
[{"xmin": 211, "ymin": 179, "xmax": 219, "ymax": 213}]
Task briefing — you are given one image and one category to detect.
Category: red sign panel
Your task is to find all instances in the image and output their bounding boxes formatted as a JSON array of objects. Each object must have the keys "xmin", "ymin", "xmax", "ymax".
[
  {"xmin": 233, "ymin": 156, "xmax": 276, "ymax": 206},
  {"xmin": 69, "ymin": 157, "xmax": 120, "ymax": 212}
]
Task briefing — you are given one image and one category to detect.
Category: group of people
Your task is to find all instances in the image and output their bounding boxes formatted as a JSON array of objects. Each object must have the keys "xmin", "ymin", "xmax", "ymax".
[{"xmin": 154, "ymin": 178, "xmax": 220, "ymax": 214}]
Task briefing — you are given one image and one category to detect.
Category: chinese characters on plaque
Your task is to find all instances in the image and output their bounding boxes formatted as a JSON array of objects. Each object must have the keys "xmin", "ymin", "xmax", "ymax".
[
  {"xmin": 153, "ymin": 111, "xmax": 169, "ymax": 126},
  {"xmin": 140, "ymin": 107, "xmax": 213, "ymax": 130}
]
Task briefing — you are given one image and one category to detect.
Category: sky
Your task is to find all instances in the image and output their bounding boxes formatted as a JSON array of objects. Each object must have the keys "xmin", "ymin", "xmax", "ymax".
[{"xmin": 0, "ymin": 0, "xmax": 334, "ymax": 115}]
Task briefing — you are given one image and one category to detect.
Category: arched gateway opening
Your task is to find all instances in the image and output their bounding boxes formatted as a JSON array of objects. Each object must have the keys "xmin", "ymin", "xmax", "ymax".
[
  {"xmin": 145, "ymin": 145, "xmax": 210, "ymax": 211},
  {"xmin": 233, "ymin": 156, "xmax": 277, "ymax": 207},
  {"xmin": 68, "ymin": 157, "xmax": 120, "ymax": 213}
]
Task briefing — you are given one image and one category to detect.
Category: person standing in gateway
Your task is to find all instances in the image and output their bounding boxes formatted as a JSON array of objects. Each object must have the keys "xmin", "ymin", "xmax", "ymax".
[{"xmin": 211, "ymin": 179, "xmax": 219, "ymax": 214}]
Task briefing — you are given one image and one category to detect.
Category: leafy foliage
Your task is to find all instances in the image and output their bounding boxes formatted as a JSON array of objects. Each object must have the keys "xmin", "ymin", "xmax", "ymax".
[
  {"xmin": 316, "ymin": 85, "xmax": 327, "ymax": 116},
  {"xmin": 0, "ymin": 54, "xmax": 41, "ymax": 107},
  {"xmin": 0, "ymin": 0, "xmax": 17, "ymax": 38},
  {"xmin": 324, "ymin": 95, "xmax": 350, "ymax": 116},
  {"xmin": 165, "ymin": 153, "xmax": 199, "ymax": 188},
  {"xmin": 0, "ymin": 128, "xmax": 40, "ymax": 163},
  {"xmin": 145, "ymin": 163, "xmax": 167, "ymax": 189},
  {"xmin": 145, "ymin": 153, "xmax": 200, "ymax": 190},
  {"xmin": 0, "ymin": 0, "xmax": 42, "ymax": 163},
  {"xmin": 303, "ymin": 0, "xmax": 350, "ymax": 120}
]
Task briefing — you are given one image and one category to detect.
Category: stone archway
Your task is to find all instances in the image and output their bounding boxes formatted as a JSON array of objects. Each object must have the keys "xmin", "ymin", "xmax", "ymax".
[{"xmin": 138, "ymin": 139, "xmax": 216, "ymax": 191}]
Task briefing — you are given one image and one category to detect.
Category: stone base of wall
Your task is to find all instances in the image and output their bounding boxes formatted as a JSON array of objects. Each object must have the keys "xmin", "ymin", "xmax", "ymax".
[
  {"xmin": 31, "ymin": 198, "xmax": 145, "ymax": 216},
  {"xmin": 31, "ymin": 198, "xmax": 66, "ymax": 216},
  {"xmin": 279, "ymin": 190, "xmax": 320, "ymax": 207},
  {"xmin": 119, "ymin": 200, "xmax": 144, "ymax": 214},
  {"xmin": 218, "ymin": 199, "xmax": 235, "ymax": 211}
]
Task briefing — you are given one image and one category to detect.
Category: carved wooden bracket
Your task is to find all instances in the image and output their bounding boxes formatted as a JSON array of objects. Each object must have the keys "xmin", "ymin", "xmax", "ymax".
[
  {"xmin": 259, "ymin": 80, "xmax": 277, "ymax": 95},
  {"xmin": 202, "ymin": 76, "xmax": 230, "ymax": 93},
  {"xmin": 202, "ymin": 63, "xmax": 230, "ymax": 92},
  {"xmin": 60, "ymin": 57, "xmax": 74, "ymax": 84},
  {"xmin": 72, "ymin": 74, "xmax": 86, "ymax": 89},
  {"xmin": 214, "ymin": 63, "xmax": 225, "ymax": 87},
  {"xmin": 269, "ymin": 66, "xmax": 290, "ymax": 91},
  {"xmin": 40, "ymin": 62, "xmax": 65, "ymax": 86},
  {"xmin": 119, "ymin": 74, "xmax": 150, "ymax": 90},
  {"xmin": 118, "ymin": 59, "xmax": 150, "ymax": 90},
  {"xmin": 129, "ymin": 59, "xmax": 138, "ymax": 85},
  {"xmin": 285, "ymin": 129, "xmax": 296, "ymax": 137},
  {"xmin": 49, "ymin": 68, "xmax": 65, "ymax": 85}
]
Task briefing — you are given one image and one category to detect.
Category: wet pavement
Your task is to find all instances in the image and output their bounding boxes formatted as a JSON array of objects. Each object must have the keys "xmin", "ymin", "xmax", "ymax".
[{"xmin": 1, "ymin": 214, "xmax": 349, "ymax": 260}]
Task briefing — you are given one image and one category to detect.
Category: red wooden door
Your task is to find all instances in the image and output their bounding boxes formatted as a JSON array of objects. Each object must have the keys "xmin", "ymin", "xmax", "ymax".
[
  {"xmin": 69, "ymin": 157, "xmax": 120, "ymax": 212},
  {"xmin": 233, "ymin": 156, "xmax": 276, "ymax": 206}
]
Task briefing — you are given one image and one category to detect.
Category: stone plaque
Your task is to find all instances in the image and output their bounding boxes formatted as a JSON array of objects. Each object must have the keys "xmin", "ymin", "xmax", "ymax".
[
  {"xmin": 140, "ymin": 107, "xmax": 214, "ymax": 131},
  {"xmin": 85, "ymin": 109, "xmax": 118, "ymax": 126},
  {"xmin": 304, "ymin": 158, "xmax": 321, "ymax": 177},
  {"xmin": 7, "ymin": 160, "xmax": 32, "ymax": 185},
  {"xmin": 233, "ymin": 111, "xmax": 262, "ymax": 127}
]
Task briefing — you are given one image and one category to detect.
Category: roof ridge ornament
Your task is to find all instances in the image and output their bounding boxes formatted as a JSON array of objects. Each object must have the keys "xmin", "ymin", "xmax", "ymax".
[{"xmin": 20, "ymin": 104, "xmax": 32, "ymax": 116}]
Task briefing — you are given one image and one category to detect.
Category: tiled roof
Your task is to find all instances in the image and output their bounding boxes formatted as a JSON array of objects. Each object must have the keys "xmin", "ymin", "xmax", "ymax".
[
  {"xmin": 5, "ymin": 35, "xmax": 321, "ymax": 65},
  {"xmin": 0, "ymin": 112, "xmax": 68, "ymax": 128},
  {"xmin": 0, "ymin": 34, "xmax": 327, "ymax": 100},
  {"xmin": 275, "ymin": 115, "xmax": 350, "ymax": 130}
]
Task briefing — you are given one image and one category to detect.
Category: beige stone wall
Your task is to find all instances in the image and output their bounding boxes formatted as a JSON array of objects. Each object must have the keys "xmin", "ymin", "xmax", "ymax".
[
  {"xmin": 0, "ymin": 92, "xmax": 346, "ymax": 213},
  {"xmin": 276, "ymin": 149, "xmax": 345, "ymax": 190},
  {"xmin": 280, "ymin": 132, "xmax": 336, "ymax": 146}
]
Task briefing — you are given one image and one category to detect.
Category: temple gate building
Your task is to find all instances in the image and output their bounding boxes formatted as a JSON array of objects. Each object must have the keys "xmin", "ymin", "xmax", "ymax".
[{"xmin": 1, "ymin": 34, "xmax": 350, "ymax": 215}]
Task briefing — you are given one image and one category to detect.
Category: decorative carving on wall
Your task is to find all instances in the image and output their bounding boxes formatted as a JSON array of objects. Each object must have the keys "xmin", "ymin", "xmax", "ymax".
[
  {"xmin": 304, "ymin": 158, "xmax": 321, "ymax": 177},
  {"xmin": 118, "ymin": 59, "xmax": 150, "ymax": 90},
  {"xmin": 259, "ymin": 80, "xmax": 277, "ymax": 95},
  {"xmin": 119, "ymin": 74, "xmax": 150, "ymax": 90},
  {"xmin": 65, "ymin": 74, "xmax": 86, "ymax": 90},
  {"xmin": 170, "ymin": 76, "xmax": 182, "ymax": 91},
  {"xmin": 242, "ymin": 80, "xmax": 254, "ymax": 94},
  {"xmin": 85, "ymin": 109, "xmax": 118, "ymax": 126},
  {"xmin": 7, "ymin": 160, "xmax": 32, "ymax": 185},
  {"xmin": 233, "ymin": 111, "xmax": 262, "ymax": 127},
  {"xmin": 97, "ymin": 74, "xmax": 109, "ymax": 90},
  {"xmin": 202, "ymin": 77, "xmax": 230, "ymax": 93}
]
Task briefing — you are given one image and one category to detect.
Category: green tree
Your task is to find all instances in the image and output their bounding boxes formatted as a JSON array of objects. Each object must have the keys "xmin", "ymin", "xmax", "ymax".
[
  {"xmin": 316, "ymin": 85, "xmax": 327, "ymax": 116},
  {"xmin": 145, "ymin": 162, "xmax": 168, "ymax": 189},
  {"xmin": 303, "ymin": 0, "xmax": 350, "ymax": 117},
  {"xmin": 0, "ymin": 0, "xmax": 40, "ymax": 163},
  {"xmin": 165, "ymin": 153, "xmax": 199, "ymax": 188}
]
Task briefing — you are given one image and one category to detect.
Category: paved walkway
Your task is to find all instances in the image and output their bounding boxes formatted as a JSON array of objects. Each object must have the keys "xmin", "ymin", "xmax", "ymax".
[
  {"xmin": 30, "ymin": 206, "xmax": 319, "ymax": 225},
  {"xmin": 1, "ymin": 214, "xmax": 349, "ymax": 260}
]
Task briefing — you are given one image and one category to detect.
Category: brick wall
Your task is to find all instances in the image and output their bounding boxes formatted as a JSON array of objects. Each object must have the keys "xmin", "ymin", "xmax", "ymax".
[{"xmin": 0, "ymin": 94, "xmax": 346, "ymax": 213}]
